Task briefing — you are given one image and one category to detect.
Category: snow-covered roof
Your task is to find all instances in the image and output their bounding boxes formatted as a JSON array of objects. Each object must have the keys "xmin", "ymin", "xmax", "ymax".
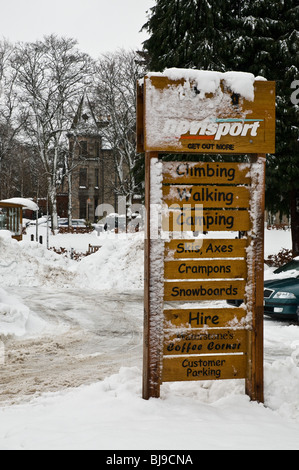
[
  {"xmin": 0, "ymin": 198, "xmax": 39, "ymax": 211},
  {"xmin": 70, "ymin": 93, "xmax": 100, "ymax": 135}
]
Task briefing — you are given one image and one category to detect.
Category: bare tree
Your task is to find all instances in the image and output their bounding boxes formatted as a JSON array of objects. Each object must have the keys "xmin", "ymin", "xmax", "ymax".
[
  {"xmin": 11, "ymin": 35, "xmax": 94, "ymax": 229},
  {"xmin": 94, "ymin": 49, "xmax": 145, "ymax": 205},
  {"xmin": 0, "ymin": 40, "xmax": 31, "ymax": 200}
]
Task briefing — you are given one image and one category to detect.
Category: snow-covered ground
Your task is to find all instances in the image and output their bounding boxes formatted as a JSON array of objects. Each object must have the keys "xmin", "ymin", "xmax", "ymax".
[{"xmin": 0, "ymin": 226, "xmax": 299, "ymax": 450}]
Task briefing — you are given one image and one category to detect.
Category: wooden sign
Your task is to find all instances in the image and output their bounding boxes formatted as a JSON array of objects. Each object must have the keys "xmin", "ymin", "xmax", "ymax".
[
  {"xmin": 165, "ymin": 238, "xmax": 248, "ymax": 259},
  {"xmin": 163, "ymin": 185, "xmax": 250, "ymax": 208},
  {"xmin": 140, "ymin": 69, "xmax": 270, "ymax": 404},
  {"xmin": 163, "ymin": 329, "xmax": 248, "ymax": 355},
  {"xmin": 162, "ymin": 208, "xmax": 251, "ymax": 232},
  {"xmin": 164, "ymin": 259, "xmax": 247, "ymax": 280},
  {"xmin": 163, "ymin": 354, "xmax": 247, "ymax": 382},
  {"xmin": 164, "ymin": 280, "xmax": 246, "ymax": 301},
  {"xmin": 139, "ymin": 74, "xmax": 275, "ymax": 154},
  {"xmin": 162, "ymin": 162, "xmax": 251, "ymax": 185},
  {"xmin": 164, "ymin": 307, "xmax": 247, "ymax": 329},
  {"xmin": 143, "ymin": 154, "xmax": 265, "ymax": 403}
]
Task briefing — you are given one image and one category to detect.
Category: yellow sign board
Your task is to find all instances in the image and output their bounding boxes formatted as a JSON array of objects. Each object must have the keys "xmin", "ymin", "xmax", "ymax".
[
  {"xmin": 162, "ymin": 162, "xmax": 251, "ymax": 185},
  {"xmin": 163, "ymin": 354, "xmax": 247, "ymax": 382},
  {"xmin": 164, "ymin": 307, "xmax": 247, "ymax": 329},
  {"xmin": 164, "ymin": 329, "xmax": 248, "ymax": 355},
  {"xmin": 164, "ymin": 280, "xmax": 246, "ymax": 301},
  {"xmin": 164, "ymin": 259, "xmax": 247, "ymax": 280},
  {"xmin": 163, "ymin": 209, "xmax": 251, "ymax": 232},
  {"xmin": 163, "ymin": 185, "xmax": 250, "ymax": 209},
  {"xmin": 165, "ymin": 238, "xmax": 248, "ymax": 259}
]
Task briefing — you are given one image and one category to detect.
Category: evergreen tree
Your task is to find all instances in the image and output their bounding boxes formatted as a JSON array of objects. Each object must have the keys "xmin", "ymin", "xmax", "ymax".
[
  {"xmin": 230, "ymin": 0, "xmax": 299, "ymax": 253},
  {"xmin": 142, "ymin": 0, "xmax": 299, "ymax": 253},
  {"xmin": 142, "ymin": 0, "xmax": 241, "ymax": 71}
]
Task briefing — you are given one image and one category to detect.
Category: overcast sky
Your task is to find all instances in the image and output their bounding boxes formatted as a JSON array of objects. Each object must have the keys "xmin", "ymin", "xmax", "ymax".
[{"xmin": 0, "ymin": 0, "xmax": 156, "ymax": 58}]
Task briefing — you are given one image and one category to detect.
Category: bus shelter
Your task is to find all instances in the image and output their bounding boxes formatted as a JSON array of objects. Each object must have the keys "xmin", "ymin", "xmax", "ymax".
[
  {"xmin": 0, "ymin": 201, "xmax": 23, "ymax": 241},
  {"xmin": 0, "ymin": 198, "xmax": 39, "ymax": 241}
]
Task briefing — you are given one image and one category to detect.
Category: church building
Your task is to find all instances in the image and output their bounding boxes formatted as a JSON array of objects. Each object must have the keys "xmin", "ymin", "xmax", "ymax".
[{"xmin": 67, "ymin": 94, "xmax": 117, "ymax": 222}]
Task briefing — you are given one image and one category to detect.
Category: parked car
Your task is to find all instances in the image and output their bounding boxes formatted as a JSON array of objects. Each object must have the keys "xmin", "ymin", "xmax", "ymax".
[
  {"xmin": 58, "ymin": 219, "xmax": 86, "ymax": 227},
  {"xmin": 263, "ymin": 259, "xmax": 299, "ymax": 321},
  {"xmin": 227, "ymin": 259, "xmax": 299, "ymax": 322},
  {"xmin": 103, "ymin": 213, "xmax": 126, "ymax": 231},
  {"xmin": 27, "ymin": 216, "xmax": 51, "ymax": 226}
]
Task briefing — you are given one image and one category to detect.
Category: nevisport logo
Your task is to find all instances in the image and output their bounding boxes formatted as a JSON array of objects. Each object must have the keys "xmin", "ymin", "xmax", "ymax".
[{"xmin": 164, "ymin": 118, "xmax": 264, "ymax": 141}]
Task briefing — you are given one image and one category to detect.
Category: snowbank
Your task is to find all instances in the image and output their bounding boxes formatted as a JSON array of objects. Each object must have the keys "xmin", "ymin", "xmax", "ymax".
[
  {"xmin": 76, "ymin": 233, "xmax": 144, "ymax": 292},
  {"xmin": 0, "ymin": 227, "xmax": 293, "ymax": 338},
  {"xmin": 0, "ymin": 365, "xmax": 299, "ymax": 450},
  {"xmin": 0, "ymin": 233, "xmax": 76, "ymax": 288},
  {"xmin": 0, "ymin": 233, "xmax": 77, "ymax": 337},
  {"xmin": 0, "ymin": 287, "xmax": 30, "ymax": 337},
  {"xmin": 0, "ymin": 228, "xmax": 298, "ymax": 449},
  {"xmin": 0, "ymin": 287, "xmax": 48, "ymax": 338},
  {"xmin": 22, "ymin": 227, "xmax": 145, "ymax": 292},
  {"xmin": 0, "ymin": 232, "xmax": 144, "ymax": 337}
]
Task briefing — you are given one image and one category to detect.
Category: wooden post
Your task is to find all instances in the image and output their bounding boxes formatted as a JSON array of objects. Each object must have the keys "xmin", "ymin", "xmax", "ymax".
[
  {"xmin": 136, "ymin": 82, "xmax": 144, "ymax": 154},
  {"xmin": 143, "ymin": 151, "xmax": 161, "ymax": 399},
  {"xmin": 245, "ymin": 154, "xmax": 265, "ymax": 403}
]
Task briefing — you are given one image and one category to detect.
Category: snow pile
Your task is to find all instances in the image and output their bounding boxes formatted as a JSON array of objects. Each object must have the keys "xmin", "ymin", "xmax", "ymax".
[
  {"xmin": 0, "ymin": 287, "xmax": 30, "ymax": 337},
  {"xmin": 0, "ymin": 228, "xmax": 298, "ymax": 449},
  {"xmin": 0, "ymin": 233, "xmax": 76, "ymax": 288},
  {"xmin": 0, "ymin": 365, "xmax": 299, "ymax": 450},
  {"xmin": 265, "ymin": 357, "xmax": 299, "ymax": 421},
  {"xmin": 0, "ymin": 233, "xmax": 76, "ymax": 337},
  {"xmin": 0, "ymin": 286, "xmax": 48, "ymax": 338},
  {"xmin": 160, "ymin": 68, "xmax": 259, "ymax": 101},
  {"xmin": 76, "ymin": 233, "xmax": 144, "ymax": 292}
]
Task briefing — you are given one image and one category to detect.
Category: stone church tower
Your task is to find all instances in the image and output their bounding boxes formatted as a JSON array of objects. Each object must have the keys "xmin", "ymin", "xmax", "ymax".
[{"xmin": 68, "ymin": 94, "xmax": 116, "ymax": 222}]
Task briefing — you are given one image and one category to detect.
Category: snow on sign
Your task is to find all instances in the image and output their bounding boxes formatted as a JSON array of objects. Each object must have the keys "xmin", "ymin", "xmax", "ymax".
[
  {"xmin": 139, "ymin": 69, "xmax": 274, "ymax": 405},
  {"xmin": 137, "ymin": 69, "xmax": 275, "ymax": 154}
]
